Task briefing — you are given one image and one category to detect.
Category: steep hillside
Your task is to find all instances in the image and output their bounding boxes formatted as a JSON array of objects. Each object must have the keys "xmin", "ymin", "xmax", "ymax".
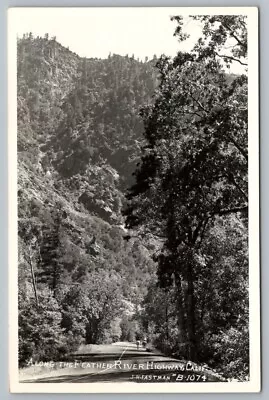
[{"xmin": 17, "ymin": 34, "xmax": 160, "ymax": 363}]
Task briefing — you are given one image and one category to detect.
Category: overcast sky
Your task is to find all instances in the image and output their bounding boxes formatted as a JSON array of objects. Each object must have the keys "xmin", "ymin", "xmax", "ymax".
[{"xmin": 11, "ymin": 8, "xmax": 245, "ymax": 73}]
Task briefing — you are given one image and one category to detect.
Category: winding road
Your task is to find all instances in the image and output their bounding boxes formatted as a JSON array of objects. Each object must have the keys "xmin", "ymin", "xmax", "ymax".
[{"xmin": 19, "ymin": 342, "xmax": 224, "ymax": 383}]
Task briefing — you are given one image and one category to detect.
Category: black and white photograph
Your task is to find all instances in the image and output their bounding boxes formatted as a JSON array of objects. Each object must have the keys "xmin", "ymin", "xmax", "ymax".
[{"xmin": 8, "ymin": 7, "xmax": 260, "ymax": 393}]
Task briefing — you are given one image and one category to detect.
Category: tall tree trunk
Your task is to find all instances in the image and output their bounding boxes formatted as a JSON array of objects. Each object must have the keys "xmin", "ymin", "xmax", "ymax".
[
  {"xmin": 165, "ymin": 303, "xmax": 169, "ymax": 341},
  {"xmin": 52, "ymin": 264, "xmax": 58, "ymax": 298},
  {"xmin": 28, "ymin": 246, "xmax": 39, "ymax": 307},
  {"xmin": 174, "ymin": 272, "xmax": 188, "ymax": 357},
  {"xmin": 186, "ymin": 261, "xmax": 197, "ymax": 361}
]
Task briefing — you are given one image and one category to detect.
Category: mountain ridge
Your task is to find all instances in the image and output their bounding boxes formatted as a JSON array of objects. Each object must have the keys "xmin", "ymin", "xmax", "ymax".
[{"xmin": 17, "ymin": 35, "xmax": 159, "ymax": 359}]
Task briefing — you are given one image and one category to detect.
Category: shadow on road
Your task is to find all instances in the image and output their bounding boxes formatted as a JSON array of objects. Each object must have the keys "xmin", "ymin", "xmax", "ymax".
[
  {"xmin": 21, "ymin": 352, "xmax": 222, "ymax": 383},
  {"xmin": 65, "ymin": 352, "xmax": 163, "ymax": 363},
  {"xmin": 22, "ymin": 369, "xmax": 219, "ymax": 383}
]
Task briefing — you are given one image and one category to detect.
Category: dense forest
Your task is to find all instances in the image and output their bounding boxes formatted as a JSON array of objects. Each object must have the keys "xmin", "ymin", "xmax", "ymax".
[{"xmin": 18, "ymin": 16, "xmax": 249, "ymax": 381}]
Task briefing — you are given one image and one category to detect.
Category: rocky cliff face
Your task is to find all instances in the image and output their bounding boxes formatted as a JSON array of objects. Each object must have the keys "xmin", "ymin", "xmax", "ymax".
[{"xmin": 17, "ymin": 35, "xmax": 159, "ymax": 306}]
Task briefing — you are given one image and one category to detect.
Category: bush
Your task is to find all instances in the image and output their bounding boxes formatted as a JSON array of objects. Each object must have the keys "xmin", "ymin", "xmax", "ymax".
[
  {"xmin": 207, "ymin": 326, "xmax": 249, "ymax": 381},
  {"xmin": 19, "ymin": 289, "xmax": 70, "ymax": 366}
]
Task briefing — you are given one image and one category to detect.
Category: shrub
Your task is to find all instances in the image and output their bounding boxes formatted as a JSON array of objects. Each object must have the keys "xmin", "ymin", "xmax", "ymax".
[
  {"xmin": 209, "ymin": 326, "xmax": 249, "ymax": 381},
  {"xmin": 19, "ymin": 289, "xmax": 68, "ymax": 366}
]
